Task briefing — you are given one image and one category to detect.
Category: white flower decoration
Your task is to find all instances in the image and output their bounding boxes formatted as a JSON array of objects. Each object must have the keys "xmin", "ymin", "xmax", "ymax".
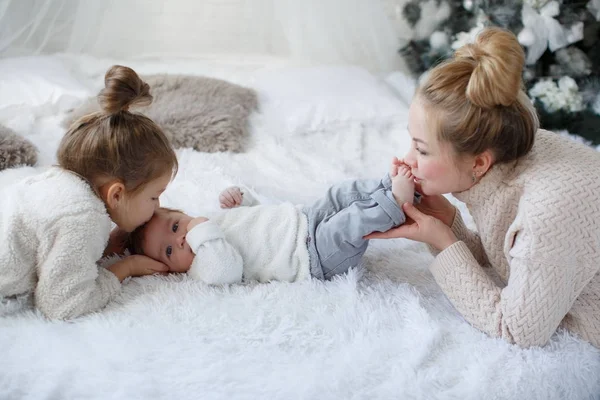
[
  {"xmin": 523, "ymin": 0, "xmax": 550, "ymax": 9},
  {"xmin": 592, "ymin": 94, "xmax": 600, "ymax": 115},
  {"xmin": 518, "ymin": 1, "xmax": 584, "ymax": 65},
  {"xmin": 529, "ymin": 77, "xmax": 584, "ymax": 113},
  {"xmin": 451, "ymin": 19, "xmax": 486, "ymax": 50},
  {"xmin": 588, "ymin": 0, "xmax": 600, "ymax": 21}
]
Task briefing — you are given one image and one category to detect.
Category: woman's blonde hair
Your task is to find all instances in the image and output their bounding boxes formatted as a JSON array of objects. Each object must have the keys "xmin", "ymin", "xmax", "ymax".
[
  {"xmin": 57, "ymin": 65, "xmax": 178, "ymax": 193},
  {"xmin": 418, "ymin": 27, "xmax": 539, "ymax": 163}
]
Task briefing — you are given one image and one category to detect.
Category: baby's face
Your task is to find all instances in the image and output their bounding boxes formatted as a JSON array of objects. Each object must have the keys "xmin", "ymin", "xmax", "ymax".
[{"xmin": 141, "ymin": 209, "xmax": 195, "ymax": 273}]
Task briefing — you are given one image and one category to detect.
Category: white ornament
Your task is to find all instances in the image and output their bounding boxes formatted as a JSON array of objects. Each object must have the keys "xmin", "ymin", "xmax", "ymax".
[
  {"xmin": 413, "ymin": 0, "xmax": 452, "ymax": 41},
  {"xmin": 463, "ymin": 0, "xmax": 474, "ymax": 11},
  {"xmin": 558, "ymin": 76, "xmax": 578, "ymax": 92},
  {"xmin": 518, "ymin": 28, "xmax": 536, "ymax": 46},
  {"xmin": 523, "ymin": 0, "xmax": 550, "ymax": 8},
  {"xmin": 588, "ymin": 0, "xmax": 600, "ymax": 21},
  {"xmin": 430, "ymin": 31, "xmax": 450, "ymax": 50},
  {"xmin": 529, "ymin": 77, "xmax": 584, "ymax": 113},
  {"xmin": 451, "ymin": 23, "xmax": 485, "ymax": 50},
  {"xmin": 593, "ymin": 94, "xmax": 600, "ymax": 115},
  {"xmin": 519, "ymin": 1, "xmax": 585, "ymax": 65}
]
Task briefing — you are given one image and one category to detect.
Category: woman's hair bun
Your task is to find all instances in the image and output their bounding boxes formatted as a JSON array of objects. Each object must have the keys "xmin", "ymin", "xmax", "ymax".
[{"xmin": 454, "ymin": 27, "xmax": 525, "ymax": 109}]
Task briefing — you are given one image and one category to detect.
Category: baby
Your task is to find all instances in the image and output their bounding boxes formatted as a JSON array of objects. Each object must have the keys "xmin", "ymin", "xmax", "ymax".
[{"xmin": 127, "ymin": 161, "xmax": 418, "ymax": 284}]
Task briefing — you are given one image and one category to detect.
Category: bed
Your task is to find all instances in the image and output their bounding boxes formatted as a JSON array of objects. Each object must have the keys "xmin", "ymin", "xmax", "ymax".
[{"xmin": 1, "ymin": 54, "xmax": 599, "ymax": 400}]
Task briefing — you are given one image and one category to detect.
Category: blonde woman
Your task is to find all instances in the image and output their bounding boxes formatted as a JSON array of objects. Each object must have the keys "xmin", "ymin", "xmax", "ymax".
[{"xmin": 369, "ymin": 27, "xmax": 600, "ymax": 348}]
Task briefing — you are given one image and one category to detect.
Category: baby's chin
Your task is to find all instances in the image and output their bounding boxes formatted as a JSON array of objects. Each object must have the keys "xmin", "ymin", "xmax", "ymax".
[
  {"xmin": 171, "ymin": 262, "xmax": 193, "ymax": 274},
  {"xmin": 170, "ymin": 265, "xmax": 191, "ymax": 273}
]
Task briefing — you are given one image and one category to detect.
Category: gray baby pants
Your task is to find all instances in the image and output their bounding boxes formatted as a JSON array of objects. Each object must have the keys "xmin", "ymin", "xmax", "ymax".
[{"xmin": 303, "ymin": 173, "xmax": 411, "ymax": 280}]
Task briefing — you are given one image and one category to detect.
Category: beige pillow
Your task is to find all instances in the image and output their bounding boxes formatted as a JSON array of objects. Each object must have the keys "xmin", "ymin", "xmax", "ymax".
[
  {"xmin": 63, "ymin": 75, "xmax": 258, "ymax": 153},
  {"xmin": 0, "ymin": 124, "xmax": 38, "ymax": 171}
]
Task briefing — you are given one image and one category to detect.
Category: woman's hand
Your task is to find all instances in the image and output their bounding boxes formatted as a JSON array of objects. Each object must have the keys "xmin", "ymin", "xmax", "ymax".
[
  {"xmin": 108, "ymin": 255, "xmax": 169, "ymax": 281},
  {"xmin": 415, "ymin": 194, "xmax": 456, "ymax": 227},
  {"xmin": 366, "ymin": 203, "xmax": 458, "ymax": 251}
]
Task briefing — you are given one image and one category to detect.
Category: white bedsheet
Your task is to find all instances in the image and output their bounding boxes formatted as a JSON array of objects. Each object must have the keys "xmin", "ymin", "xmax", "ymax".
[{"xmin": 0, "ymin": 55, "xmax": 598, "ymax": 400}]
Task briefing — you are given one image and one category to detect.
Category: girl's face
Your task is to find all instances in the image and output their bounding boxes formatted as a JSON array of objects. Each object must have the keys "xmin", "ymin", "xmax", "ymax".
[
  {"xmin": 108, "ymin": 172, "xmax": 172, "ymax": 232},
  {"xmin": 404, "ymin": 98, "xmax": 476, "ymax": 196}
]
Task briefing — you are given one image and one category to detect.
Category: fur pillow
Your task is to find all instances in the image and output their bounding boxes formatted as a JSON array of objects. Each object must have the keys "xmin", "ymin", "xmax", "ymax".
[
  {"xmin": 0, "ymin": 124, "xmax": 38, "ymax": 171},
  {"xmin": 63, "ymin": 75, "xmax": 258, "ymax": 153}
]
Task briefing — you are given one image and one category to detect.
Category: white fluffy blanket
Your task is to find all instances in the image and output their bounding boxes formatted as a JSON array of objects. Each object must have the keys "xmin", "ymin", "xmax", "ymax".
[{"xmin": 0, "ymin": 56, "xmax": 599, "ymax": 400}]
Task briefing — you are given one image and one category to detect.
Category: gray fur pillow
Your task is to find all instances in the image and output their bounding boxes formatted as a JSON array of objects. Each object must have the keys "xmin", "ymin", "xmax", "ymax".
[
  {"xmin": 63, "ymin": 75, "xmax": 258, "ymax": 153},
  {"xmin": 0, "ymin": 124, "xmax": 38, "ymax": 171}
]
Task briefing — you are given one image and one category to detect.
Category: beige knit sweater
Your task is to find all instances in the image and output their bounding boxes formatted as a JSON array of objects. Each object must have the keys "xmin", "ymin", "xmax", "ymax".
[{"xmin": 430, "ymin": 130, "xmax": 600, "ymax": 348}]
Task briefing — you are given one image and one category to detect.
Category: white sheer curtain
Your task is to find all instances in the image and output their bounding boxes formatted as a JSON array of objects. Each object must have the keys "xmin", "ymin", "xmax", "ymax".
[{"xmin": 0, "ymin": 0, "xmax": 409, "ymax": 73}]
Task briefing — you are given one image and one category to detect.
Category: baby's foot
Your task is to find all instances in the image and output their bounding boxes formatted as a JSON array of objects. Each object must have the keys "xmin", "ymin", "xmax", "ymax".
[
  {"xmin": 392, "ymin": 165, "xmax": 415, "ymax": 206},
  {"xmin": 389, "ymin": 156, "xmax": 403, "ymax": 177}
]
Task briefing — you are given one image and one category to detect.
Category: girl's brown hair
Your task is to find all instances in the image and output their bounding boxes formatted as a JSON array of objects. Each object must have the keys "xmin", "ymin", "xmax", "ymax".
[
  {"xmin": 57, "ymin": 65, "xmax": 178, "ymax": 193},
  {"xmin": 418, "ymin": 27, "xmax": 539, "ymax": 163}
]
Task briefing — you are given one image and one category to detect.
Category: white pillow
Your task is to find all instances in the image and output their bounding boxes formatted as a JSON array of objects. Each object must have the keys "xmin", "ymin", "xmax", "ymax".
[
  {"xmin": 384, "ymin": 71, "xmax": 417, "ymax": 107},
  {"xmin": 252, "ymin": 66, "xmax": 407, "ymax": 136},
  {"xmin": 0, "ymin": 56, "xmax": 90, "ymax": 111}
]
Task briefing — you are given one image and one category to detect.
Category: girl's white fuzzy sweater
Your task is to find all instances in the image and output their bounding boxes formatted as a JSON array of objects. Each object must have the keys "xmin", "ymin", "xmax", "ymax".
[{"xmin": 0, "ymin": 168, "xmax": 120, "ymax": 319}]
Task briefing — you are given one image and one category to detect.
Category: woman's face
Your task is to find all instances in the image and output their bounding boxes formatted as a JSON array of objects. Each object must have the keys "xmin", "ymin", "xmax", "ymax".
[{"xmin": 404, "ymin": 98, "xmax": 475, "ymax": 196}]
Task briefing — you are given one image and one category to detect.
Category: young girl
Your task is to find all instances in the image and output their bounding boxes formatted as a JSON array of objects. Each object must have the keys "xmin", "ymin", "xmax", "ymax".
[{"xmin": 0, "ymin": 65, "xmax": 178, "ymax": 320}]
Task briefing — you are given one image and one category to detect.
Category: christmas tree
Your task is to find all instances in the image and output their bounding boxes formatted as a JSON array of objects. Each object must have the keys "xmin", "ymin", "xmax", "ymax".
[{"xmin": 399, "ymin": 0, "xmax": 600, "ymax": 145}]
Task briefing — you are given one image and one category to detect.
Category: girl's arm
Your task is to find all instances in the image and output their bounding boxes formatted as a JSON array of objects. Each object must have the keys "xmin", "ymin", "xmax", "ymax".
[{"xmin": 34, "ymin": 211, "xmax": 121, "ymax": 320}]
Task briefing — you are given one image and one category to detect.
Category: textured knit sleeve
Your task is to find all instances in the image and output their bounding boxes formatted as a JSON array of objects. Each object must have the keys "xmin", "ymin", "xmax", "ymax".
[
  {"xmin": 428, "ymin": 208, "xmax": 489, "ymax": 267},
  {"xmin": 429, "ymin": 215, "xmax": 597, "ymax": 347},
  {"xmin": 34, "ymin": 212, "xmax": 121, "ymax": 320},
  {"xmin": 186, "ymin": 220, "xmax": 243, "ymax": 285}
]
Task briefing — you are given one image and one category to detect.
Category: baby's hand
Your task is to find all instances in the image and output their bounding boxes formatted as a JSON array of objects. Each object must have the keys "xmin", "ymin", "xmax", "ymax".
[
  {"xmin": 219, "ymin": 186, "xmax": 244, "ymax": 208},
  {"xmin": 187, "ymin": 217, "xmax": 209, "ymax": 232}
]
